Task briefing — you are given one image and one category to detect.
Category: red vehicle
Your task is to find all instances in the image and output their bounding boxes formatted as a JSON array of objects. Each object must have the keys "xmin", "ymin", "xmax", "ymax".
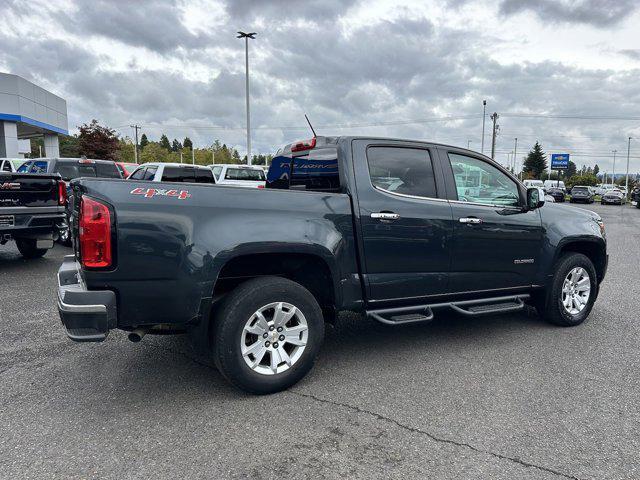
[{"xmin": 115, "ymin": 162, "xmax": 139, "ymax": 178}]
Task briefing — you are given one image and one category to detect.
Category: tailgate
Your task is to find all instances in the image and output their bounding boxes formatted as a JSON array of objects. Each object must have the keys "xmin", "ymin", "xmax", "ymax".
[{"xmin": 0, "ymin": 173, "xmax": 59, "ymax": 208}]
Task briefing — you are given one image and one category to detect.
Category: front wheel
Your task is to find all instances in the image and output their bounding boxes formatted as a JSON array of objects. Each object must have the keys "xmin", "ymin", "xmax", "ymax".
[
  {"xmin": 15, "ymin": 238, "xmax": 48, "ymax": 259},
  {"xmin": 212, "ymin": 276, "xmax": 325, "ymax": 394},
  {"xmin": 539, "ymin": 253, "xmax": 597, "ymax": 327}
]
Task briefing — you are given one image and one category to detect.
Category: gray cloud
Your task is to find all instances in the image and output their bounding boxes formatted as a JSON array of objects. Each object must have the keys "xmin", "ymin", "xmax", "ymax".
[
  {"xmin": 619, "ymin": 49, "xmax": 640, "ymax": 61},
  {"xmin": 499, "ymin": 0, "xmax": 639, "ymax": 27},
  {"xmin": 56, "ymin": 0, "xmax": 212, "ymax": 53}
]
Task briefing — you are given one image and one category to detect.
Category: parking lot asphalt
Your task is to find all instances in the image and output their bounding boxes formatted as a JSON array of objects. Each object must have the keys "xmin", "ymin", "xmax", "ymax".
[{"xmin": 1, "ymin": 202, "xmax": 639, "ymax": 480}]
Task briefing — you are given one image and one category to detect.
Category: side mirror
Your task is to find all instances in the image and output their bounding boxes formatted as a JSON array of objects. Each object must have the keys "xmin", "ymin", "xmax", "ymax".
[{"xmin": 527, "ymin": 187, "xmax": 545, "ymax": 209}]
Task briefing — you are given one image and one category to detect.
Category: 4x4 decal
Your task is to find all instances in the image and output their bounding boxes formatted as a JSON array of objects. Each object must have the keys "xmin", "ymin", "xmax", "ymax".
[{"xmin": 130, "ymin": 187, "xmax": 191, "ymax": 200}]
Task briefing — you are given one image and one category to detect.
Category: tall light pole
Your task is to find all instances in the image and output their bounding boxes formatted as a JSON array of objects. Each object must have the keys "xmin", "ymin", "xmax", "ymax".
[
  {"xmin": 625, "ymin": 137, "xmax": 632, "ymax": 197},
  {"xmin": 237, "ymin": 31, "xmax": 256, "ymax": 165},
  {"xmin": 467, "ymin": 140, "xmax": 472, "ymax": 149},
  {"xmin": 612, "ymin": 149, "xmax": 617, "ymax": 185},
  {"xmin": 490, "ymin": 112, "xmax": 499, "ymax": 160},
  {"xmin": 513, "ymin": 137, "xmax": 518, "ymax": 177},
  {"xmin": 481, "ymin": 100, "xmax": 487, "ymax": 154}
]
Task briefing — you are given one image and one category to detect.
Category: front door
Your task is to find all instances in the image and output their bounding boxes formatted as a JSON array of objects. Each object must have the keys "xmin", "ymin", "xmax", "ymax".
[
  {"xmin": 440, "ymin": 150, "xmax": 543, "ymax": 293},
  {"xmin": 352, "ymin": 140, "xmax": 454, "ymax": 303}
]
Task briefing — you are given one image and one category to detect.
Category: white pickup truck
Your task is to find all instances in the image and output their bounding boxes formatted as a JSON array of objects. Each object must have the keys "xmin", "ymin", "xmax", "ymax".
[{"xmin": 209, "ymin": 164, "xmax": 266, "ymax": 188}]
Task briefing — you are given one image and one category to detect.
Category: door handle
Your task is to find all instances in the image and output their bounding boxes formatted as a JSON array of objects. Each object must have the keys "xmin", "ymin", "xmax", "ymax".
[
  {"xmin": 371, "ymin": 212, "xmax": 401, "ymax": 220},
  {"xmin": 459, "ymin": 217, "xmax": 483, "ymax": 224}
]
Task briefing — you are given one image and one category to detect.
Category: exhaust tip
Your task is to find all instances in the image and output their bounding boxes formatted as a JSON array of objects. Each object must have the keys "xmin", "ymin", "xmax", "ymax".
[{"xmin": 128, "ymin": 329, "xmax": 147, "ymax": 343}]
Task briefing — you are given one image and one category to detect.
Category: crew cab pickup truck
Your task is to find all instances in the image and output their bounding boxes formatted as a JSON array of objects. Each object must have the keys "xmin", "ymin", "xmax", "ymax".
[
  {"xmin": 57, "ymin": 136, "xmax": 608, "ymax": 394},
  {"xmin": 1, "ymin": 172, "xmax": 66, "ymax": 258}
]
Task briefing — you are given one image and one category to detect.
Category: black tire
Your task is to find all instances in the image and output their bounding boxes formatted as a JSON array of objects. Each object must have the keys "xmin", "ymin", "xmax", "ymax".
[
  {"xmin": 539, "ymin": 253, "xmax": 597, "ymax": 327},
  {"xmin": 57, "ymin": 216, "xmax": 72, "ymax": 246},
  {"xmin": 636, "ymin": 202, "xmax": 640, "ymax": 209},
  {"xmin": 212, "ymin": 276, "xmax": 325, "ymax": 394},
  {"xmin": 15, "ymin": 238, "xmax": 48, "ymax": 259}
]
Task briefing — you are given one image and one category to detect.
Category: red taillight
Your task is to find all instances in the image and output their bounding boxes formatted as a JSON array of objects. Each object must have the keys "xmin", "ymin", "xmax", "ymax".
[
  {"xmin": 257, "ymin": 184, "xmax": 265, "ymax": 189},
  {"xmin": 58, "ymin": 180, "xmax": 67, "ymax": 206},
  {"xmin": 79, "ymin": 197, "xmax": 112, "ymax": 268},
  {"xmin": 291, "ymin": 137, "xmax": 316, "ymax": 152}
]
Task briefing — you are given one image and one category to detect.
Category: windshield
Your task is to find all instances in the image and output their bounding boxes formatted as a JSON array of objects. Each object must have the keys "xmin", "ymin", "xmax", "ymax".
[
  {"xmin": 225, "ymin": 168, "xmax": 265, "ymax": 181},
  {"xmin": 573, "ymin": 187, "xmax": 588, "ymax": 192}
]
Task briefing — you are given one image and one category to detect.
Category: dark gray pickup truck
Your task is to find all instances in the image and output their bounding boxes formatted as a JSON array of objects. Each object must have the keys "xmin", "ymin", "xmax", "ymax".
[
  {"xmin": 1, "ymin": 172, "xmax": 66, "ymax": 258},
  {"xmin": 57, "ymin": 136, "xmax": 608, "ymax": 393}
]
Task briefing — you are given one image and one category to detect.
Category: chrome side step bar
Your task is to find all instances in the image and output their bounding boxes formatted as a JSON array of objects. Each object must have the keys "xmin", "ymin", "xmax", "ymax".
[{"xmin": 367, "ymin": 294, "xmax": 530, "ymax": 325}]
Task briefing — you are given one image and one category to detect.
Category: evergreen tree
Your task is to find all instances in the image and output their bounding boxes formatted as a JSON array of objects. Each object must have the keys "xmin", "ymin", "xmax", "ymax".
[
  {"xmin": 593, "ymin": 164, "xmax": 600, "ymax": 176},
  {"xmin": 140, "ymin": 133, "xmax": 149, "ymax": 149},
  {"xmin": 232, "ymin": 150, "xmax": 241, "ymax": 164},
  {"xmin": 566, "ymin": 160, "xmax": 577, "ymax": 178},
  {"xmin": 159, "ymin": 134, "xmax": 171, "ymax": 151},
  {"xmin": 183, "ymin": 137, "xmax": 193, "ymax": 150},
  {"xmin": 522, "ymin": 142, "xmax": 548, "ymax": 179},
  {"xmin": 171, "ymin": 139, "xmax": 182, "ymax": 152}
]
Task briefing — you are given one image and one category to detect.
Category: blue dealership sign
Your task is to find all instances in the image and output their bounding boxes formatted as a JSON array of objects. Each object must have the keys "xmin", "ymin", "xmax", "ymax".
[{"xmin": 551, "ymin": 153, "xmax": 569, "ymax": 169}]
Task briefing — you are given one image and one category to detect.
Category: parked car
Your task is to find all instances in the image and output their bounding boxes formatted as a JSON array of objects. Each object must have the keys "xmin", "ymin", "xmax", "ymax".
[
  {"xmin": 17, "ymin": 158, "xmax": 123, "ymax": 245},
  {"xmin": 57, "ymin": 136, "xmax": 608, "ymax": 394},
  {"xmin": 601, "ymin": 189, "xmax": 626, "ymax": 205},
  {"xmin": 569, "ymin": 185, "xmax": 594, "ymax": 203},
  {"xmin": 595, "ymin": 184, "xmax": 617, "ymax": 196},
  {"xmin": 128, "ymin": 163, "xmax": 215, "ymax": 183},
  {"xmin": 209, "ymin": 164, "xmax": 266, "ymax": 188},
  {"xmin": 546, "ymin": 187, "xmax": 566, "ymax": 203},
  {"xmin": 544, "ymin": 180, "xmax": 565, "ymax": 192},
  {"xmin": 631, "ymin": 184, "xmax": 640, "ymax": 209},
  {"xmin": 0, "ymin": 159, "xmax": 22, "ymax": 173},
  {"xmin": 1, "ymin": 171, "xmax": 66, "ymax": 258},
  {"xmin": 115, "ymin": 162, "xmax": 139, "ymax": 178}
]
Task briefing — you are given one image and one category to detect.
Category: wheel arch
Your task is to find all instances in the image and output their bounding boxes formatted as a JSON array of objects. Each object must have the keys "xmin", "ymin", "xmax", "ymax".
[{"xmin": 555, "ymin": 238, "xmax": 607, "ymax": 284}]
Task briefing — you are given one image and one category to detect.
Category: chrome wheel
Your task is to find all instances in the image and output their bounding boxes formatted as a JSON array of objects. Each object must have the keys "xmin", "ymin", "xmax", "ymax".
[
  {"xmin": 240, "ymin": 302, "xmax": 308, "ymax": 375},
  {"xmin": 561, "ymin": 267, "xmax": 591, "ymax": 315}
]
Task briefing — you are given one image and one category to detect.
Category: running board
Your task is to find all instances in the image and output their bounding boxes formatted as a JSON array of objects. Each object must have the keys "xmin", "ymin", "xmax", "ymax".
[{"xmin": 367, "ymin": 294, "xmax": 529, "ymax": 325}]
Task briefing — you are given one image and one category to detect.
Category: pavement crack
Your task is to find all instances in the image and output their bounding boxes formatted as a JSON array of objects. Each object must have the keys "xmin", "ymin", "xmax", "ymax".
[{"xmin": 290, "ymin": 390, "xmax": 583, "ymax": 480}]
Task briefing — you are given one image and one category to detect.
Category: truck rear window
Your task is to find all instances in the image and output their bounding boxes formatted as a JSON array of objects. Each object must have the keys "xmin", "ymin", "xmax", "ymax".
[
  {"xmin": 225, "ymin": 168, "xmax": 265, "ymax": 181},
  {"xmin": 266, "ymin": 147, "xmax": 340, "ymax": 192},
  {"xmin": 54, "ymin": 164, "xmax": 97, "ymax": 180},
  {"xmin": 95, "ymin": 162, "xmax": 122, "ymax": 178}
]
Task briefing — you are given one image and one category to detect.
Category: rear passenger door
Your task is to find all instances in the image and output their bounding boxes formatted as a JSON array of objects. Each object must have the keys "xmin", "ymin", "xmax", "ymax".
[{"xmin": 352, "ymin": 140, "xmax": 453, "ymax": 303}]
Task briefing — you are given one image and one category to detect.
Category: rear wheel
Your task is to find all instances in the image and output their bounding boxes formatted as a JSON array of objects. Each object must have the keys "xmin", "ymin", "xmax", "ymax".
[
  {"xmin": 212, "ymin": 277, "xmax": 325, "ymax": 394},
  {"xmin": 539, "ymin": 253, "xmax": 597, "ymax": 327},
  {"xmin": 15, "ymin": 238, "xmax": 48, "ymax": 259}
]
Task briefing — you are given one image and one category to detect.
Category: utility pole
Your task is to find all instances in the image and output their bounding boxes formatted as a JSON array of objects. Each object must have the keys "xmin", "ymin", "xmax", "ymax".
[
  {"xmin": 237, "ymin": 31, "xmax": 256, "ymax": 165},
  {"xmin": 467, "ymin": 140, "xmax": 472, "ymax": 149},
  {"xmin": 625, "ymin": 137, "xmax": 632, "ymax": 198},
  {"xmin": 192, "ymin": 147, "xmax": 195, "ymax": 165},
  {"xmin": 612, "ymin": 150, "xmax": 617, "ymax": 185},
  {"xmin": 490, "ymin": 112, "xmax": 499, "ymax": 160},
  {"xmin": 180, "ymin": 151, "xmax": 183, "ymax": 164},
  {"xmin": 130, "ymin": 124, "xmax": 141, "ymax": 164},
  {"xmin": 513, "ymin": 137, "xmax": 518, "ymax": 177},
  {"xmin": 481, "ymin": 100, "xmax": 487, "ymax": 154}
]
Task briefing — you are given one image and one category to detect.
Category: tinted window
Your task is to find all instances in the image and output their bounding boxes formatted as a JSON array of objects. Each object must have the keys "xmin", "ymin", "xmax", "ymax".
[
  {"xmin": 129, "ymin": 167, "xmax": 146, "ymax": 180},
  {"xmin": 143, "ymin": 166, "xmax": 157, "ymax": 181},
  {"xmin": 53, "ymin": 163, "xmax": 97, "ymax": 180},
  {"xmin": 225, "ymin": 168, "xmax": 265, "ymax": 181},
  {"xmin": 367, "ymin": 147, "xmax": 436, "ymax": 198},
  {"xmin": 449, "ymin": 153, "xmax": 519, "ymax": 207},
  {"xmin": 1, "ymin": 161, "xmax": 11, "ymax": 172},
  {"xmin": 266, "ymin": 147, "xmax": 340, "ymax": 192},
  {"xmin": 17, "ymin": 161, "xmax": 32, "ymax": 173},
  {"xmin": 572, "ymin": 187, "xmax": 588, "ymax": 193},
  {"xmin": 95, "ymin": 162, "xmax": 122, "ymax": 178},
  {"xmin": 162, "ymin": 166, "xmax": 195, "ymax": 183},
  {"xmin": 31, "ymin": 161, "xmax": 49, "ymax": 173},
  {"xmin": 195, "ymin": 168, "xmax": 215, "ymax": 183}
]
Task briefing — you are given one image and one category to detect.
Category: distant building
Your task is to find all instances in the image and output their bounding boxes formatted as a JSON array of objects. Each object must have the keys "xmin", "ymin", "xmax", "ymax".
[{"xmin": 0, "ymin": 72, "xmax": 68, "ymax": 158}]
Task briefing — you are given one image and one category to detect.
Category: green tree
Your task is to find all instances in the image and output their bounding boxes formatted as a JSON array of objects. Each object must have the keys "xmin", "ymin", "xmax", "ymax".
[
  {"xmin": 566, "ymin": 160, "xmax": 577, "ymax": 178},
  {"xmin": 171, "ymin": 139, "xmax": 182, "ymax": 152},
  {"xmin": 140, "ymin": 133, "xmax": 149, "ymax": 149},
  {"xmin": 59, "ymin": 135, "xmax": 80, "ymax": 157},
  {"xmin": 159, "ymin": 134, "xmax": 171, "ymax": 151},
  {"xmin": 232, "ymin": 149, "xmax": 241, "ymax": 164},
  {"xmin": 140, "ymin": 142, "xmax": 169, "ymax": 164},
  {"xmin": 78, "ymin": 119, "xmax": 120, "ymax": 160},
  {"xmin": 116, "ymin": 139, "xmax": 136, "ymax": 163},
  {"xmin": 183, "ymin": 137, "xmax": 193, "ymax": 150},
  {"xmin": 593, "ymin": 164, "xmax": 600, "ymax": 176},
  {"xmin": 566, "ymin": 174, "xmax": 598, "ymax": 188},
  {"xmin": 522, "ymin": 142, "xmax": 548, "ymax": 179}
]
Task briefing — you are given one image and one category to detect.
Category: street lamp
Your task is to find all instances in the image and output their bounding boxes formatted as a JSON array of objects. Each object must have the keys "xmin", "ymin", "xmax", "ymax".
[
  {"xmin": 612, "ymin": 149, "xmax": 617, "ymax": 186},
  {"xmin": 237, "ymin": 31, "xmax": 256, "ymax": 165},
  {"xmin": 625, "ymin": 137, "xmax": 632, "ymax": 198},
  {"xmin": 481, "ymin": 100, "xmax": 486, "ymax": 154}
]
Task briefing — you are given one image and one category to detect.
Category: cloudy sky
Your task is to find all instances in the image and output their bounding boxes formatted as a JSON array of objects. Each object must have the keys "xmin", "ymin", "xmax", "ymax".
[{"xmin": 1, "ymin": 0, "xmax": 639, "ymax": 173}]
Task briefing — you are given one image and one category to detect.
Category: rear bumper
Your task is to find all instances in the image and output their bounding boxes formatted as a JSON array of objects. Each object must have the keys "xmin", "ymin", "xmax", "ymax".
[
  {"xmin": 0, "ymin": 206, "xmax": 64, "ymax": 234},
  {"xmin": 57, "ymin": 255, "xmax": 117, "ymax": 342}
]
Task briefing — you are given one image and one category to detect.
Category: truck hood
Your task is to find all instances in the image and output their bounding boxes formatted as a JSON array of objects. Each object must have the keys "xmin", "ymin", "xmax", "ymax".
[{"xmin": 540, "ymin": 202, "xmax": 602, "ymax": 231}]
